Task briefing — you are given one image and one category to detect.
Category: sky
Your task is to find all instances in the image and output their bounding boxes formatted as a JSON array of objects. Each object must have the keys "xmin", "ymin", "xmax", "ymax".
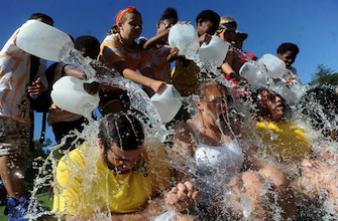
[{"xmin": 1, "ymin": 0, "xmax": 338, "ymax": 144}]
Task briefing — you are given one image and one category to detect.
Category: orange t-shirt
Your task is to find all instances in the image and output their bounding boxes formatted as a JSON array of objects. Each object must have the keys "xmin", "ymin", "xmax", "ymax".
[{"xmin": 99, "ymin": 34, "xmax": 150, "ymax": 71}]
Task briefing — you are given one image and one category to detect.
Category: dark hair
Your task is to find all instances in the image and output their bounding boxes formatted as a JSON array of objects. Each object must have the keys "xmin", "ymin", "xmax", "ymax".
[
  {"xmin": 277, "ymin": 42, "xmax": 299, "ymax": 55},
  {"xmin": 160, "ymin": 7, "xmax": 178, "ymax": 23},
  {"xmin": 299, "ymin": 87, "xmax": 338, "ymax": 136},
  {"xmin": 74, "ymin": 35, "xmax": 100, "ymax": 59},
  {"xmin": 98, "ymin": 113, "xmax": 144, "ymax": 151},
  {"xmin": 28, "ymin": 13, "xmax": 54, "ymax": 26},
  {"xmin": 251, "ymin": 87, "xmax": 289, "ymax": 119},
  {"xmin": 195, "ymin": 10, "xmax": 220, "ymax": 26},
  {"xmin": 198, "ymin": 81, "xmax": 229, "ymax": 100}
]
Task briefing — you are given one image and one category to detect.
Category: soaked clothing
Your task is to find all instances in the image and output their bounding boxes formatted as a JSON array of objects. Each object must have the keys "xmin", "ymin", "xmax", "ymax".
[
  {"xmin": 256, "ymin": 120, "xmax": 312, "ymax": 161},
  {"xmin": 0, "ymin": 117, "xmax": 29, "ymax": 156},
  {"xmin": 0, "ymin": 28, "xmax": 47, "ymax": 125},
  {"xmin": 99, "ymin": 33, "xmax": 150, "ymax": 71},
  {"xmin": 192, "ymin": 139, "xmax": 244, "ymax": 220},
  {"xmin": 171, "ymin": 59, "xmax": 200, "ymax": 96},
  {"xmin": 195, "ymin": 141, "xmax": 244, "ymax": 178},
  {"xmin": 53, "ymin": 143, "xmax": 171, "ymax": 217}
]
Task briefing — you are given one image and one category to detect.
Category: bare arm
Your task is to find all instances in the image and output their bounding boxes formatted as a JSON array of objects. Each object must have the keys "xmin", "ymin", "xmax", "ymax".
[
  {"xmin": 143, "ymin": 30, "xmax": 170, "ymax": 49},
  {"xmin": 63, "ymin": 65, "xmax": 86, "ymax": 79},
  {"xmin": 101, "ymin": 46, "xmax": 166, "ymax": 93},
  {"xmin": 171, "ymin": 123, "xmax": 197, "ymax": 180},
  {"xmin": 167, "ymin": 47, "xmax": 180, "ymax": 63},
  {"xmin": 172, "ymin": 123, "xmax": 196, "ymax": 161}
]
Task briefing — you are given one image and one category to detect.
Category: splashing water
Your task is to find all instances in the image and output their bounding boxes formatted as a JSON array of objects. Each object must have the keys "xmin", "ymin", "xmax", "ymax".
[{"xmin": 25, "ymin": 42, "xmax": 337, "ymax": 221}]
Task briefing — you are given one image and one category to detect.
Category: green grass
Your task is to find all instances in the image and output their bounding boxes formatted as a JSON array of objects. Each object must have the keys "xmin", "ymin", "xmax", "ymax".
[{"xmin": 0, "ymin": 192, "xmax": 54, "ymax": 221}]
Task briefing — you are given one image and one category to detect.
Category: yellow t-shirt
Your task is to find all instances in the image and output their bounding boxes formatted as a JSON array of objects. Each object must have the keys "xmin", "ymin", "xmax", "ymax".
[
  {"xmin": 171, "ymin": 59, "xmax": 200, "ymax": 97},
  {"xmin": 256, "ymin": 121, "xmax": 312, "ymax": 161},
  {"xmin": 53, "ymin": 143, "xmax": 171, "ymax": 217}
]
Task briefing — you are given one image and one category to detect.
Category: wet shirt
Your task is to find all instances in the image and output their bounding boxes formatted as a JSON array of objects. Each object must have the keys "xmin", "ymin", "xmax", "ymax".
[
  {"xmin": 99, "ymin": 33, "xmax": 150, "ymax": 71},
  {"xmin": 53, "ymin": 143, "xmax": 171, "ymax": 217},
  {"xmin": 256, "ymin": 121, "xmax": 312, "ymax": 161},
  {"xmin": 171, "ymin": 59, "xmax": 200, "ymax": 97},
  {"xmin": 46, "ymin": 63, "xmax": 82, "ymax": 125},
  {"xmin": 0, "ymin": 29, "xmax": 47, "ymax": 124},
  {"xmin": 195, "ymin": 140, "xmax": 244, "ymax": 177}
]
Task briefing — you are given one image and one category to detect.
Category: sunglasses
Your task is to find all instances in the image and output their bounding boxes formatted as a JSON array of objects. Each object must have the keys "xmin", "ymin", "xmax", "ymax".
[{"xmin": 218, "ymin": 22, "xmax": 237, "ymax": 30}]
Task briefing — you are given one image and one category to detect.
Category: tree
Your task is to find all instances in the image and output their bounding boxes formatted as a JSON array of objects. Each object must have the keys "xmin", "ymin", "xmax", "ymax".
[
  {"xmin": 310, "ymin": 65, "xmax": 338, "ymax": 86},
  {"xmin": 25, "ymin": 139, "xmax": 52, "ymax": 190}
]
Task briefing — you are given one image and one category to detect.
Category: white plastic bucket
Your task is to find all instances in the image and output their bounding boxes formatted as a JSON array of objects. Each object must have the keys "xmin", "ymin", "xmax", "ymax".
[
  {"xmin": 259, "ymin": 54, "xmax": 291, "ymax": 80},
  {"xmin": 151, "ymin": 85, "xmax": 182, "ymax": 123},
  {"xmin": 16, "ymin": 20, "xmax": 74, "ymax": 61},
  {"xmin": 239, "ymin": 61, "xmax": 269, "ymax": 89},
  {"xmin": 198, "ymin": 35, "xmax": 229, "ymax": 67},
  {"xmin": 168, "ymin": 24, "xmax": 200, "ymax": 58},
  {"xmin": 51, "ymin": 76, "xmax": 99, "ymax": 118}
]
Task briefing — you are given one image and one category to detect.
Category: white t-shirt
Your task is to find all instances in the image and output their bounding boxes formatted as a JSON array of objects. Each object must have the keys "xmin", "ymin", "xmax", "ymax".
[{"xmin": 0, "ymin": 28, "xmax": 47, "ymax": 124}]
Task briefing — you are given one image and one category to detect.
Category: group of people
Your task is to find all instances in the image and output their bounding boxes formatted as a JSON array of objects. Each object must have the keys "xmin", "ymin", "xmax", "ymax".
[{"xmin": 0, "ymin": 6, "xmax": 337, "ymax": 221}]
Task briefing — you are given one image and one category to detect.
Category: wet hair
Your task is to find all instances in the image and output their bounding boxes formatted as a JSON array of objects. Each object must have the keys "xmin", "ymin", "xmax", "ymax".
[
  {"xmin": 74, "ymin": 35, "xmax": 100, "ymax": 59},
  {"xmin": 198, "ymin": 81, "xmax": 228, "ymax": 100},
  {"xmin": 299, "ymin": 87, "xmax": 338, "ymax": 136},
  {"xmin": 98, "ymin": 89, "xmax": 131, "ymax": 115},
  {"xmin": 251, "ymin": 88, "xmax": 289, "ymax": 119},
  {"xmin": 195, "ymin": 10, "xmax": 220, "ymax": 26},
  {"xmin": 98, "ymin": 113, "xmax": 144, "ymax": 151},
  {"xmin": 277, "ymin": 42, "xmax": 299, "ymax": 55},
  {"xmin": 159, "ymin": 7, "xmax": 178, "ymax": 23},
  {"xmin": 28, "ymin": 13, "xmax": 54, "ymax": 26}
]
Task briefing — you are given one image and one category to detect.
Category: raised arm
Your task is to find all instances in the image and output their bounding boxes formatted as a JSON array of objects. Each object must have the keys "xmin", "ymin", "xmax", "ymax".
[
  {"xmin": 143, "ymin": 29, "xmax": 170, "ymax": 50},
  {"xmin": 101, "ymin": 46, "xmax": 166, "ymax": 93}
]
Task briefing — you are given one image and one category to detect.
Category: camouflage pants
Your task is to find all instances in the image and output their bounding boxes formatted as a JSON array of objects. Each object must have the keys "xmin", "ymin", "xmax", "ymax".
[{"xmin": 0, "ymin": 117, "xmax": 30, "ymax": 157}]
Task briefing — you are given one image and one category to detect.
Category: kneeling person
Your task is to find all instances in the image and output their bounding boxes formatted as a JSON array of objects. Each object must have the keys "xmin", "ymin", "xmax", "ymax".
[{"xmin": 53, "ymin": 112, "xmax": 198, "ymax": 220}]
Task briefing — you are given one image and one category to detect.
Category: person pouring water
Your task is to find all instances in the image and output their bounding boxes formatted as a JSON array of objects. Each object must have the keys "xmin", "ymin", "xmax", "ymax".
[{"xmin": 99, "ymin": 6, "xmax": 167, "ymax": 95}]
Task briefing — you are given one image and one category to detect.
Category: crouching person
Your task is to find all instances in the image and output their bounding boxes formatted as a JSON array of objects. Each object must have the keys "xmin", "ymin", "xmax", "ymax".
[{"xmin": 53, "ymin": 112, "xmax": 199, "ymax": 221}]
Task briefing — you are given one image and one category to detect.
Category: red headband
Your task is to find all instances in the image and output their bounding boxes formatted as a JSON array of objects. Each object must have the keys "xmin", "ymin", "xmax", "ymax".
[{"xmin": 115, "ymin": 6, "xmax": 137, "ymax": 27}]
